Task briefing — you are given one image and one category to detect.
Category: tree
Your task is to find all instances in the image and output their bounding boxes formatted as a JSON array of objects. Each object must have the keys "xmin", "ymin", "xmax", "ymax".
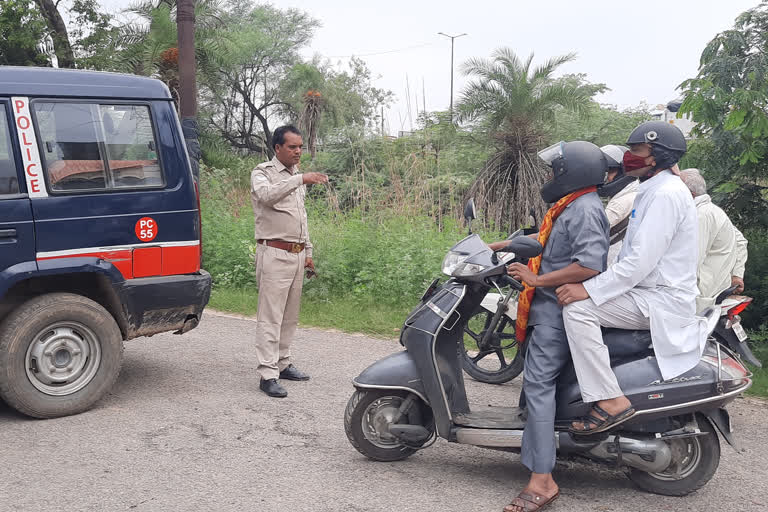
[
  {"xmin": 34, "ymin": 0, "xmax": 75, "ymax": 68},
  {"xmin": 0, "ymin": 0, "xmax": 51, "ymax": 66},
  {"xmin": 679, "ymin": 2, "xmax": 768, "ymax": 228},
  {"xmin": 279, "ymin": 58, "xmax": 393, "ymax": 146},
  {"xmin": 456, "ymin": 48, "xmax": 598, "ymax": 231},
  {"xmin": 201, "ymin": 2, "xmax": 319, "ymax": 157}
]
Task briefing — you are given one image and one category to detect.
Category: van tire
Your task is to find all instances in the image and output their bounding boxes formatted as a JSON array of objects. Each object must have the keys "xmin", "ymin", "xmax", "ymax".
[{"xmin": 0, "ymin": 293, "xmax": 123, "ymax": 419}]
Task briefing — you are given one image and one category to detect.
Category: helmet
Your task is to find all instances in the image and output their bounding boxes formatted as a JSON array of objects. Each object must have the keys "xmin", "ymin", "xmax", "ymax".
[
  {"xmin": 600, "ymin": 144, "xmax": 628, "ymax": 170},
  {"xmin": 626, "ymin": 121, "xmax": 686, "ymax": 172},
  {"xmin": 539, "ymin": 141, "xmax": 607, "ymax": 203},
  {"xmin": 598, "ymin": 144, "xmax": 636, "ymax": 198}
]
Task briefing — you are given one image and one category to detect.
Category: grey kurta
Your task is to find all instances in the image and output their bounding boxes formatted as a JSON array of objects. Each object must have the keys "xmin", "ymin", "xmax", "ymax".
[{"xmin": 521, "ymin": 191, "xmax": 609, "ymax": 474}]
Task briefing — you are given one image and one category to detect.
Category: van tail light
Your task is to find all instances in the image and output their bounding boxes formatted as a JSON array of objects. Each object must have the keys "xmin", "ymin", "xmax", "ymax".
[
  {"xmin": 195, "ymin": 181, "xmax": 203, "ymax": 269},
  {"xmin": 727, "ymin": 298, "xmax": 752, "ymax": 321}
]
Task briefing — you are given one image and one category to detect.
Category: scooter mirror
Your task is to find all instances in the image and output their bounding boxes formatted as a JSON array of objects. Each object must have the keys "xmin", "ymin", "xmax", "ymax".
[
  {"xmin": 463, "ymin": 199, "xmax": 477, "ymax": 222},
  {"xmin": 499, "ymin": 237, "xmax": 543, "ymax": 258}
]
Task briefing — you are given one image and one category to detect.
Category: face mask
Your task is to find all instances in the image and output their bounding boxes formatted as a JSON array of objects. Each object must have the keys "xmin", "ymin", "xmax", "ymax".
[{"xmin": 623, "ymin": 151, "xmax": 651, "ymax": 172}]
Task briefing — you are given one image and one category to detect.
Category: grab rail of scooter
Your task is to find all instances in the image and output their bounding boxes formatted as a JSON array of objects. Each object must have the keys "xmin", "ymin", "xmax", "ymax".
[{"xmin": 715, "ymin": 286, "xmax": 740, "ymax": 305}]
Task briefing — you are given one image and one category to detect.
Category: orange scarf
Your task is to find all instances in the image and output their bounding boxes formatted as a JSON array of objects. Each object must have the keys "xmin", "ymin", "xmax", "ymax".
[{"xmin": 515, "ymin": 186, "xmax": 597, "ymax": 342}]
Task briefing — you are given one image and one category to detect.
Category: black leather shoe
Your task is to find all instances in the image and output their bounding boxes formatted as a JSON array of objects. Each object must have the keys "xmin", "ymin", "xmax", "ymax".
[
  {"xmin": 260, "ymin": 378, "xmax": 288, "ymax": 398},
  {"xmin": 279, "ymin": 365, "xmax": 310, "ymax": 381}
]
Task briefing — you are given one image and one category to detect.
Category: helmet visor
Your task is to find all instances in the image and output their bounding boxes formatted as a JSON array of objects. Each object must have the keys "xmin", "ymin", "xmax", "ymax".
[{"xmin": 537, "ymin": 141, "xmax": 565, "ymax": 166}]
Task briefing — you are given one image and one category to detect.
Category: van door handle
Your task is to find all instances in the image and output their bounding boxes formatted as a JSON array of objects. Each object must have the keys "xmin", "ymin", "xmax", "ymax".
[{"xmin": 0, "ymin": 229, "xmax": 17, "ymax": 238}]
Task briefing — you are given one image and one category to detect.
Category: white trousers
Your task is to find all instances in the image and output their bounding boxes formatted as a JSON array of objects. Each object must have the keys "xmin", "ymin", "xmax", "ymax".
[{"xmin": 562, "ymin": 294, "xmax": 650, "ymax": 403}]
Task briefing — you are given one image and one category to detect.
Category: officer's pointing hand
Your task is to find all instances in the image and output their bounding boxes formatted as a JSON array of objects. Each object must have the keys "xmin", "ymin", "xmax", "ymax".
[{"xmin": 303, "ymin": 172, "xmax": 329, "ymax": 185}]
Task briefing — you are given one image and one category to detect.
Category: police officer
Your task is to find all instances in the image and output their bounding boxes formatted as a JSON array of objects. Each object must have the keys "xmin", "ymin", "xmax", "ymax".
[
  {"xmin": 495, "ymin": 141, "xmax": 610, "ymax": 512},
  {"xmin": 251, "ymin": 125, "xmax": 328, "ymax": 398}
]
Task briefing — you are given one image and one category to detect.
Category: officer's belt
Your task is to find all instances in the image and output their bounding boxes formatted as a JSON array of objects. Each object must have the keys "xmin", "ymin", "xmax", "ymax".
[{"xmin": 258, "ymin": 239, "xmax": 305, "ymax": 253}]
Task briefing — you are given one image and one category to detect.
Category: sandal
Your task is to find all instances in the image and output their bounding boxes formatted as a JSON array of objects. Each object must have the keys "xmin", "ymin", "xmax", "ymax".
[
  {"xmin": 570, "ymin": 403, "xmax": 635, "ymax": 435},
  {"xmin": 504, "ymin": 490, "xmax": 560, "ymax": 512}
]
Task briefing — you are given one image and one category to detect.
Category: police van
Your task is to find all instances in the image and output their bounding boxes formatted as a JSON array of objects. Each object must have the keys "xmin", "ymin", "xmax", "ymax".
[{"xmin": 0, "ymin": 67, "xmax": 211, "ymax": 418}]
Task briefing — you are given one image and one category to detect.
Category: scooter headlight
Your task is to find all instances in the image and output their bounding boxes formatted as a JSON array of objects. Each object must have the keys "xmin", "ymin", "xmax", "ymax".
[
  {"xmin": 453, "ymin": 262, "xmax": 487, "ymax": 277},
  {"xmin": 442, "ymin": 251, "xmax": 468, "ymax": 276}
]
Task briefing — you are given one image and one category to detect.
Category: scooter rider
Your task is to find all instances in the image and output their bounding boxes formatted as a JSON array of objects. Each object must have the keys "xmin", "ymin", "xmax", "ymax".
[
  {"xmin": 599, "ymin": 144, "xmax": 638, "ymax": 265},
  {"xmin": 488, "ymin": 141, "xmax": 609, "ymax": 512},
  {"xmin": 557, "ymin": 121, "xmax": 710, "ymax": 435}
]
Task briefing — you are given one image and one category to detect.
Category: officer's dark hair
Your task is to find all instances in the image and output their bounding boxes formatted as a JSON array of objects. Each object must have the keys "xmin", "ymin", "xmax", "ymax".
[{"xmin": 272, "ymin": 125, "xmax": 302, "ymax": 150}]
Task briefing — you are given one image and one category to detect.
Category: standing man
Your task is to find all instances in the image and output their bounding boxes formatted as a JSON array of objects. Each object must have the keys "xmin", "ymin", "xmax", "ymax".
[
  {"xmin": 251, "ymin": 125, "xmax": 328, "ymax": 398},
  {"xmin": 599, "ymin": 144, "xmax": 638, "ymax": 265},
  {"xmin": 680, "ymin": 168, "xmax": 748, "ymax": 310},
  {"xmin": 557, "ymin": 122, "xmax": 709, "ymax": 434}
]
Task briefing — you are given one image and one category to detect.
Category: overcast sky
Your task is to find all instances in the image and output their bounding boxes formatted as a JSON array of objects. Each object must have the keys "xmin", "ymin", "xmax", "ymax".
[{"xmin": 99, "ymin": 0, "xmax": 759, "ymax": 134}]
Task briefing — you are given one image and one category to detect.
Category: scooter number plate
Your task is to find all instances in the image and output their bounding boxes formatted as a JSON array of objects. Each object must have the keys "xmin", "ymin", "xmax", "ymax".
[{"xmin": 732, "ymin": 321, "xmax": 748, "ymax": 342}]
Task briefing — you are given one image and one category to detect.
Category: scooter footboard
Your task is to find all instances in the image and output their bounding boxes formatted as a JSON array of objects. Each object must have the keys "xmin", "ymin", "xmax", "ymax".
[{"xmin": 352, "ymin": 351, "xmax": 429, "ymax": 404}]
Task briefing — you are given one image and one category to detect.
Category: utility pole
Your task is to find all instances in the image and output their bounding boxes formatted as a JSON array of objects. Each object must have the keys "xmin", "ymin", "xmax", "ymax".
[
  {"xmin": 177, "ymin": 0, "xmax": 200, "ymax": 183},
  {"xmin": 437, "ymin": 32, "xmax": 467, "ymax": 122}
]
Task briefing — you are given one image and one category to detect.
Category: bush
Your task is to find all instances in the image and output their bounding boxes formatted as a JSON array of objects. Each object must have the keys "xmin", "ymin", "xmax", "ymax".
[{"xmin": 741, "ymin": 228, "xmax": 768, "ymax": 329}]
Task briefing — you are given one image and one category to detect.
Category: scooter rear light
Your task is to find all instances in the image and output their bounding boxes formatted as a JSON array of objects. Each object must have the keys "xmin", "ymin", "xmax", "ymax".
[{"xmin": 727, "ymin": 299, "xmax": 752, "ymax": 320}]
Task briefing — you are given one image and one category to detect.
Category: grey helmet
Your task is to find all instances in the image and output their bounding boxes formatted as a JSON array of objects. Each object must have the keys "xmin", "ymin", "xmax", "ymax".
[
  {"xmin": 598, "ymin": 144, "xmax": 636, "ymax": 198},
  {"xmin": 626, "ymin": 121, "xmax": 687, "ymax": 172},
  {"xmin": 538, "ymin": 141, "xmax": 608, "ymax": 203}
]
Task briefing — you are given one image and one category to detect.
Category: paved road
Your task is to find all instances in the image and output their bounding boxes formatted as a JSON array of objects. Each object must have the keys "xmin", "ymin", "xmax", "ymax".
[{"xmin": 1, "ymin": 312, "xmax": 767, "ymax": 512}]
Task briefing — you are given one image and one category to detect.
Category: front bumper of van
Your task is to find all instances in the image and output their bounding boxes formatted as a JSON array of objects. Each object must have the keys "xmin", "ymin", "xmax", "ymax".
[{"xmin": 118, "ymin": 270, "xmax": 212, "ymax": 339}]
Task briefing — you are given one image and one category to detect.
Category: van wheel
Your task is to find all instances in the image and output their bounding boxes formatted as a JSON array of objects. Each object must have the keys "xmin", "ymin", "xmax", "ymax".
[
  {"xmin": 628, "ymin": 414, "xmax": 721, "ymax": 496},
  {"xmin": 0, "ymin": 293, "xmax": 123, "ymax": 419}
]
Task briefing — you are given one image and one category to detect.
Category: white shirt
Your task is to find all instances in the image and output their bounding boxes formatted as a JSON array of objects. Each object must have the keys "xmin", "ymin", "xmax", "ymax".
[
  {"xmin": 694, "ymin": 194, "xmax": 748, "ymax": 311},
  {"xmin": 584, "ymin": 170, "xmax": 709, "ymax": 380},
  {"xmin": 605, "ymin": 179, "xmax": 639, "ymax": 265}
]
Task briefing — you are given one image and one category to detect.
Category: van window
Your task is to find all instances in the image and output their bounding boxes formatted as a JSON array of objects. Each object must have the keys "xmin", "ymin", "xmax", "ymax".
[
  {"xmin": 33, "ymin": 102, "xmax": 163, "ymax": 192},
  {"xmin": 0, "ymin": 104, "xmax": 20, "ymax": 195}
]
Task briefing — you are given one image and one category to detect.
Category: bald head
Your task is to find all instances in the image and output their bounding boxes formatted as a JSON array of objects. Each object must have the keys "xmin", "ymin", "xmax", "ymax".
[{"xmin": 680, "ymin": 168, "xmax": 707, "ymax": 197}]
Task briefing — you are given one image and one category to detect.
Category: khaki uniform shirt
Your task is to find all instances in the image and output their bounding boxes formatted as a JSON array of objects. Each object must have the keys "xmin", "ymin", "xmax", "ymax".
[{"xmin": 250, "ymin": 156, "xmax": 312, "ymax": 257}]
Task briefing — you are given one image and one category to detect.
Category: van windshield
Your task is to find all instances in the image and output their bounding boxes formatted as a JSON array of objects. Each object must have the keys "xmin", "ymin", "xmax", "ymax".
[{"xmin": 33, "ymin": 102, "xmax": 163, "ymax": 192}]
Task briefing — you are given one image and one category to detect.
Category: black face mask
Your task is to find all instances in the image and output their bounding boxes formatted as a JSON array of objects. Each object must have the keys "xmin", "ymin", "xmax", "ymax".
[{"xmin": 598, "ymin": 174, "xmax": 637, "ymax": 197}]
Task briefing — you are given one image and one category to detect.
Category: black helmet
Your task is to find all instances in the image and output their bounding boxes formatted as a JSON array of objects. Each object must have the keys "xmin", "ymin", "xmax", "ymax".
[
  {"xmin": 539, "ymin": 141, "xmax": 607, "ymax": 203},
  {"xmin": 598, "ymin": 144, "xmax": 636, "ymax": 198},
  {"xmin": 626, "ymin": 121, "xmax": 686, "ymax": 171}
]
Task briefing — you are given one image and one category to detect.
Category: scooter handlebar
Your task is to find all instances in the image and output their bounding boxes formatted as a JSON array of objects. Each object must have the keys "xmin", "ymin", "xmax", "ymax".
[{"xmin": 498, "ymin": 274, "xmax": 525, "ymax": 292}]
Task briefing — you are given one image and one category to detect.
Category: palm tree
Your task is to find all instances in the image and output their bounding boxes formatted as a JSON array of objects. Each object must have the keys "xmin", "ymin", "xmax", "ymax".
[
  {"xmin": 116, "ymin": 0, "xmax": 227, "ymax": 109},
  {"xmin": 457, "ymin": 48, "xmax": 595, "ymax": 231}
]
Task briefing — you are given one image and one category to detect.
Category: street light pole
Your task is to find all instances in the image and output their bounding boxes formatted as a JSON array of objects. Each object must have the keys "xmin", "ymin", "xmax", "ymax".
[{"xmin": 437, "ymin": 32, "xmax": 467, "ymax": 122}]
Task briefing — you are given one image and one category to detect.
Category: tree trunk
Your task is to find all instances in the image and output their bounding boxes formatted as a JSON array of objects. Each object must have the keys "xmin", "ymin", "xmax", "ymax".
[
  {"xmin": 177, "ymin": 0, "xmax": 200, "ymax": 183},
  {"xmin": 34, "ymin": 0, "xmax": 75, "ymax": 68}
]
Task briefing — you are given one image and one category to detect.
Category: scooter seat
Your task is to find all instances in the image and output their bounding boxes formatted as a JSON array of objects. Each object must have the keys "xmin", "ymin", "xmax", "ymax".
[{"xmin": 602, "ymin": 328, "xmax": 654, "ymax": 364}]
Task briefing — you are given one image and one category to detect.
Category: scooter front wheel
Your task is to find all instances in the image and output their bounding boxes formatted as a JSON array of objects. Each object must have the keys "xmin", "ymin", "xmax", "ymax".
[{"xmin": 344, "ymin": 389, "xmax": 433, "ymax": 462}]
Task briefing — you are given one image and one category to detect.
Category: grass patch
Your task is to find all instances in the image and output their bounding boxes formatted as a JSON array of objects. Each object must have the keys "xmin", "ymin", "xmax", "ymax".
[
  {"xmin": 746, "ymin": 332, "xmax": 768, "ymax": 398},
  {"xmin": 209, "ymin": 287, "xmax": 409, "ymax": 338}
]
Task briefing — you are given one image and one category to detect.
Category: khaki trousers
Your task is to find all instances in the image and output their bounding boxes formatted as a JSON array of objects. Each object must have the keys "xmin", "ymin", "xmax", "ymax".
[{"xmin": 254, "ymin": 244, "xmax": 304, "ymax": 380}]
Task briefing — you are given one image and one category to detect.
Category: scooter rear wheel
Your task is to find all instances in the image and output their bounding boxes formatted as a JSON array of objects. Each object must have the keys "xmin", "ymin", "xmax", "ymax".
[
  {"xmin": 461, "ymin": 310, "xmax": 523, "ymax": 384},
  {"xmin": 344, "ymin": 389, "xmax": 433, "ymax": 462},
  {"xmin": 628, "ymin": 414, "xmax": 720, "ymax": 496}
]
